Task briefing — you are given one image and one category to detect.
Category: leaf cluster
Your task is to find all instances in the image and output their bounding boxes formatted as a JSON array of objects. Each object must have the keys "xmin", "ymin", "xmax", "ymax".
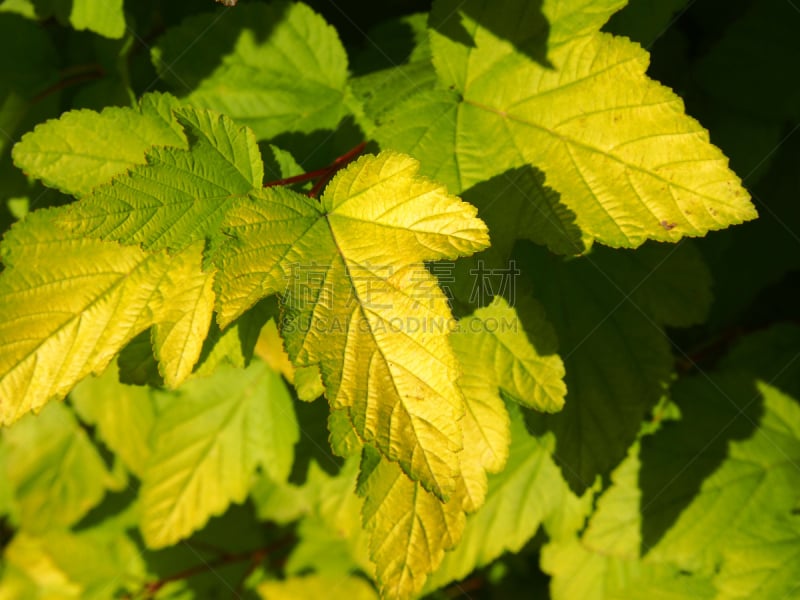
[{"xmin": 0, "ymin": 1, "xmax": 798, "ymax": 599}]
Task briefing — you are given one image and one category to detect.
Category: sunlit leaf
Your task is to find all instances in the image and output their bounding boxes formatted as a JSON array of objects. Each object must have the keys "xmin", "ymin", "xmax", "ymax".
[
  {"xmin": 378, "ymin": 0, "xmax": 755, "ymax": 248},
  {"xmin": 152, "ymin": 2, "xmax": 353, "ymax": 140},
  {"xmin": 215, "ymin": 151, "xmax": 489, "ymax": 499},
  {"xmin": 13, "ymin": 93, "xmax": 185, "ymax": 197},
  {"xmin": 140, "ymin": 361, "xmax": 297, "ymax": 548},
  {"xmin": 70, "ymin": 365, "xmax": 158, "ymax": 478},
  {"xmin": 0, "ymin": 211, "xmax": 213, "ymax": 424},
  {"xmin": 1, "ymin": 402, "xmax": 109, "ymax": 532}
]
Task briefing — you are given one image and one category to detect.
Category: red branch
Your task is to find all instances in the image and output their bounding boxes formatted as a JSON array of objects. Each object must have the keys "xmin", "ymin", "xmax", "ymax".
[
  {"xmin": 32, "ymin": 64, "xmax": 107, "ymax": 104},
  {"xmin": 263, "ymin": 141, "xmax": 367, "ymax": 197},
  {"xmin": 444, "ymin": 575, "xmax": 486, "ymax": 598},
  {"xmin": 134, "ymin": 535, "xmax": 294, "ymax": 598}
]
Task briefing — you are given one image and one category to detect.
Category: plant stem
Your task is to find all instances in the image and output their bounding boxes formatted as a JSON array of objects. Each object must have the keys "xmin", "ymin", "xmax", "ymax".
[
  {"xmin": 32, "ymin": 64, "xmax": 106, "ymax": 104},
  {"xmin": 444, "ymin": 575, "xmax": 486, "ymax": 597},
  {"xmin": 263, "ymin": 141, "xmax": 368, "ymax": 197},
  {"xmin": 135, "ymin": 535, "xmax": 294, "ymax": 598}
]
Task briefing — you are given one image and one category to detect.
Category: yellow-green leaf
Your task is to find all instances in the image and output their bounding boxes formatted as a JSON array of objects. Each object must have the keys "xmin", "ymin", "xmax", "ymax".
[
  {"xmin": 0, "ymin": 529, "xmax": 145, "ymax": 599},
  {"xmin": 451, "ymin": 296, "xmax": 565, "ymax": 510},
  {"xmin": 359, "ymin": 450, "xmax": 467, "ymax": 600},
  {"xmin": 152, "ymin": 265, "xmax": 215, "ymax": 387},
  {"xmin": 12, "ymin": 93, "xmax": 186, "ymax": 198},
  {"xmin": 379, "ymin": 0, "xmax": 756, "ymax": 248},
  {"xmin": 0, "ymin": 212, "xmax": 214, "ymax": 425},
  {"xmin": 70, "ymin": 365, "xmax": 158, "ymax": 478},
  {"xmin": 140, "ymin": 361, "xmax": 297, "ymax": 548},
  {"xmin": 215, "ymin": 152, "xmax": 489, "ymax": 499},
  {"xmin": 58, "ymin": 107, "xmax": 262, "ymax": 252},
  {"xmin": 258, "ymin": 574, "xmax": 378, "ymax": 600},
  {"xmin": 359, "ymin": 299, "xmax": 565, "ymax": 598},
  {"xmin": 1, "ymin": 402, "xmax": 110, "ymax": 533}
]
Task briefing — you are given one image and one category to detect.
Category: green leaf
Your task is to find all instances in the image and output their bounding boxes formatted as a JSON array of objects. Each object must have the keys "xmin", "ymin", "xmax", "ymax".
[
  {"xmin": 193, "ymin": 301, "xmax": 272, "ymax": 377},
  {"xmin": 285, "ymin": 458, "xmax": 371, "ymax": 576},
  {"xmin": 1, "ymin": 402, "xmax": 110, "ymax": 533},
  {"xmin": 0, "ymin": 529, "xmax": 146, "ymax": 599},
  {"xmin": 12, "ymin": 92, "xmax": 186, "ymax": 197},
  {"xmin": 352, "ymin": 64, "xmax": 437, "ymax": 138},
  {"xmin": 378, "ymin": 0, "xmax": 755, "ymax": 248},
  {"xmin": 580, "ymin": 441, "xmax": 644, "ymax": 557},
  {"xmin": 152, "ymin": 2, "xmax": 352, "ymax": 140},
  {"xmin": 519, "ymin": 243, "xmax": 677, "ymax": 490},
  {"xmin": 58, "ymin": 107, "xmax": 261, "ymax": 251},
  {"xmin": 294, "ymin": 365, "xmax": 325, "ymax": 402},
  {"xmin": 359, "ymin": 448, "xmax": 467, "ymax": 600},
  {"xmin": 461, "ymin": 165, "xmax": 586, "ymax": 258},
  {"xmin": 429, "ymin": 0, "xmax": 627, "ymax": 72},
  {"xmin": 645, "ymin": 378, "xmax": 800, "ymax": 582},
  {"xmin": 140, "ymin": 360, "xmax": 298, "ymax": 548},
  {"xmin": 70, "ymin": 364, "xmax": 158, "ymax": 478},
  {"xmin": 539, "ymin": 440, "xmax": 715, "ymax": 600},
  {"xmin": 542, "ymin": 537, "xmax": 717, "ymax": 600},
  {"xmin": 605, "ymin": 0, "xmax": 690, "ymax": 47},
  {"xmin": 0, "ymin": 13, "xmax": 59, "ymax": 158},
  {"xmin": 215, "ymin": 151, "xmax": 489, "ymax": 499},
  {"xmin": 258, "ymin": 574, "xmax": 378, "ymax": 600},
  {"xmin": 351, "ymin": 14, "xmax": 437, "ymax": 128},
  {"xmin": 250, "ymin": 475, "xmax": 310, "ymax": 525},
  {"xmin": 695, "ymin": 0, "xmax": 800, "ymax": 122},
  {"xmin": 0, "ymin": 0, "xmax": 36, "ymax": 19},
  {"xmin": 451, "ymin": 297, "xmax": 565, "ymax": 509},
  {"xmin": 0, "ymin": 0, "xmax": 125, "ymax": 37},
  {"xmin": 540, "ymin": 336, "xmax": 800, "ymax": 600},
  {"xmin": 263, "ymin": 144, "xmax": 305, "ymax": 181},
  {"xmin": 457, "ymin": 297, "xmax": 565, "ymax": 412},
  {"xmin": 0, "ymin": 211, "xmax": 214, "ymax": 424},
  {"xmin": 712, "ymin": 516, "xmax": 800, "ymax": 600},
  {"xmin": 67, "ymin": 0, "xmax": 125, "ymax": 39},
  {"xmin": 426, "ymin": 406, "xmax": 591, "ymax": 592}
]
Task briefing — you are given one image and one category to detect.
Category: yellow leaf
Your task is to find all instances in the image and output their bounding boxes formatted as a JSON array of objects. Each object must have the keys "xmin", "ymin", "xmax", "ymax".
[
  {"xmin": 215, "ymin": 152, "xmax": 490, "ymax": 499},
  {"xmin": 0, "ymin": 212, "xmax": 214, "ymax": 425}
]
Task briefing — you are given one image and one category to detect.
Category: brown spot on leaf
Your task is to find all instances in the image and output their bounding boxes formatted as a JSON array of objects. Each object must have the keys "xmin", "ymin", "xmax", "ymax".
[{"xmin": 660, "ymin": 220, "xmax": 677, "ymax": 231}]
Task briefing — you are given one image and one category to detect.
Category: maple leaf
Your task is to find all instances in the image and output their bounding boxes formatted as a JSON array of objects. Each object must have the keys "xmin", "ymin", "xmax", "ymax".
[
  {"xmin": 2, "ymin": 402, "xmax": 111, "ymax": 533},
  {"xmin": 215, "ymin": 151, "xmax": 490, "ymax": 499},
  {"xmin": 357, "ymin": 298, "xmax": 567, "ymax": 598},
  {"xmin": 152, "ymin": 2, "xmax": 354, "ymax": 140},
  {"xmin": 377, "ymin": 0, "xmax": 756, "ymax": 249},
  {"xmin": 140, "ymin": 361, "xmax": 297, "ymax": 548},
  {"xmin": 57, "ymin": 107, "xmax": 262, "ymax": 251},
  {"xmin": 12, "ymin": 93, "xmax": 186, "ymax": 197},
  {"xmin": 0, "ymin": 211, "xmax": 214, "ymax": 425}
]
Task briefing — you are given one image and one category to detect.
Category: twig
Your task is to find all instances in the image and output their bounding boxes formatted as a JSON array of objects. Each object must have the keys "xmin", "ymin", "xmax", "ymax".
[
  {"xmin": 263, "ymin": 141, "xmax": 368, "ymax": 197},
  {"xmin": 32, "ymin": 64, "xmax": 107, "ymax": 104},
  {"xmin": 443, "ymin": 574, "xmax": 486, "ymax": 598},
  {"xmin": 136, "ymin": 535, "xmax": 293, "ymax": 599}
]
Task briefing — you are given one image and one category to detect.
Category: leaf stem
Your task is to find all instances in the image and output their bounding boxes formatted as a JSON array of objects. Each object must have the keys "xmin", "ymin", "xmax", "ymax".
[
  {"xmin": 263, "ymin": 141, "xmax": 368, "ymax": 197},
  {"xmin": 132, "ymin": 535, "xmax": 294, "ymax": 598},
  {"xmin": 444, "ymin": 575, "xmax": 486, "ymax": 597},
  {"xmin": 32, "ymin": 64, "xmax": 107, "ymax": 104}
]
